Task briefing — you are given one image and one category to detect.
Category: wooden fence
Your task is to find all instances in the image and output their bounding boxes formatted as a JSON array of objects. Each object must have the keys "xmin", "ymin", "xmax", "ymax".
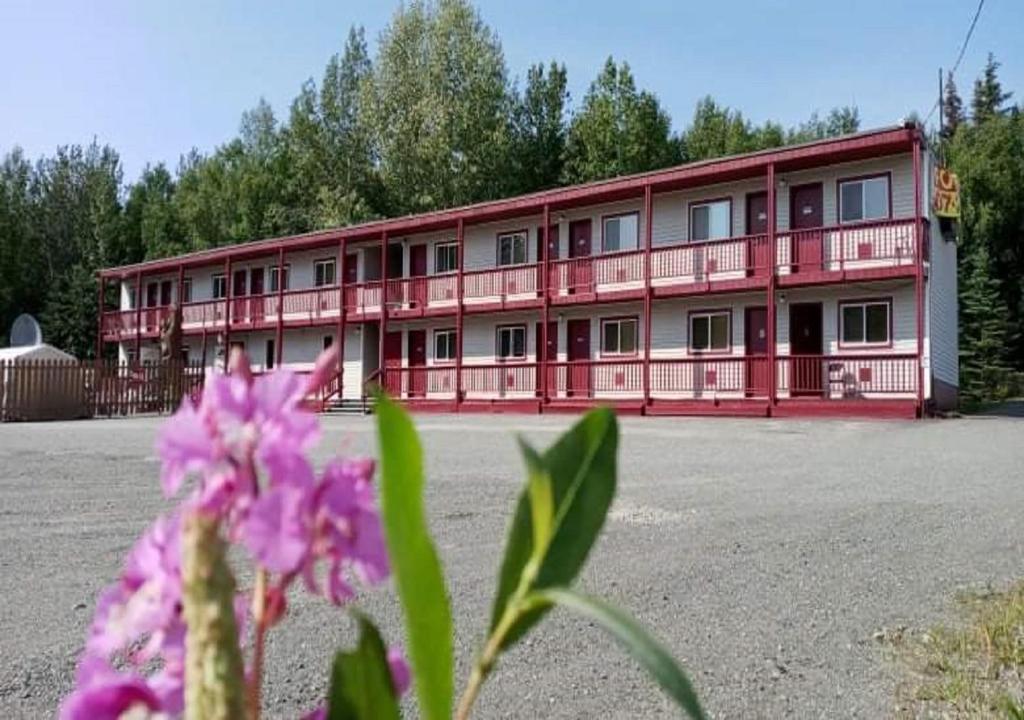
[{"xmin": 0, "ymin": 360, "xmax": 205, "ymax": 422}]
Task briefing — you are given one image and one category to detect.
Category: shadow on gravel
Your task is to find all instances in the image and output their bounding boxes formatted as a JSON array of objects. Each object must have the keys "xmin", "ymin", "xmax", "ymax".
[{"xmin": 970, "ymin": 400, "xmax": 1024, "ymax": 419}]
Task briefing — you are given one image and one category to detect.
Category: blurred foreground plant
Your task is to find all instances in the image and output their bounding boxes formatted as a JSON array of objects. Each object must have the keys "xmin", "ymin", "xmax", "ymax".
[{"xmin": 60, "ymin": 347, "xmax": 705, "ymax": 719}]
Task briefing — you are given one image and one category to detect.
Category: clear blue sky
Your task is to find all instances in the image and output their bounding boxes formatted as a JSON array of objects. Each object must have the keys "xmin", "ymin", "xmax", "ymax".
[{"xmin": 2, "ymin": 0, "xmax": 1021, "ymax": 181}]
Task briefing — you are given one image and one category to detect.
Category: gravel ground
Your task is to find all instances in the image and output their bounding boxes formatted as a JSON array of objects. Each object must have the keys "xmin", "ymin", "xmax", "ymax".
[{"xmin": 1, "ymin": 411, "xmax": 1023, "ymax": 719}]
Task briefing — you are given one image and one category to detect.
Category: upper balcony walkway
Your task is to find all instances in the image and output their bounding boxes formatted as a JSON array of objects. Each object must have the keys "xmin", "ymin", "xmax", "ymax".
[{"xmin": 102, "ymin": 217, "xmax": 924, "ymax": 342}]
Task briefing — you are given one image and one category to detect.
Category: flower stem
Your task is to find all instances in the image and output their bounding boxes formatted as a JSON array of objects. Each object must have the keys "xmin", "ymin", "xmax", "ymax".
[
  {"xmin": 454, "ymin": 599, "xmax": 527, "ymax": 720},
  {"xmin": 248, "ymin": 568, "xmax": 269, "ymax": 720},
  {"xmin": 182, "ymin": 511, "xmax": 246, "ymax": 720}
]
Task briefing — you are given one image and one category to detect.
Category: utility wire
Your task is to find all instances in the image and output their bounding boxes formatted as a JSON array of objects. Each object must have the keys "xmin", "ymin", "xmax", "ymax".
[{"xmin": 923, "ymin": 0, "xmax": 985, "ymax": 127}]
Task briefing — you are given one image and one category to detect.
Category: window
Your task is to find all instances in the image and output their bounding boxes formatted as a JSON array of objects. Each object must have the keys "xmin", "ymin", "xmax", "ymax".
[
  {"xmin": 497, "ymin": 232, "xmax": 528, "ymax": 266},
  {"xmin": 265, "ymin": 339, "xmax": 275, "ymax": 369},
  {"xmin": 601, "ymin": 318, "xmax": 638, "ymax": 355},
  {"xmin": 181, "ymin": 278, "xmax": 192, "ymax": 304},
  {"xmin": 839, "ymin": 176, "xmax": 890, "ymax": 223},
  {"xmin": 179, "ymin": 346, "xmax": 190, "ymax": 364},
  {"xmin": 840, "ymin": 300, "xmax": 890, "ymax": 346},
  {"xmin": 435, "ymin": 242, "xmax": 458, "ymax": 274},
  {"xmin": 212, "ymin": 274, "xmax": 227, "ymax": 300},
  {"xmin": 269, "ymin": 265, "xmax": 290, "ymax": 292},
  {"xmin": 314, "ymin": 259, "xmax": 336, "ymax": 287},
  {"xmin": 603, "ymin": 213, "xmax": 639, "ymax": 252},
  {"xmin": 496, "ymin": 325, "xmax": 526, "ymax": 360},
  {"xmin": 690, "ymin": 200, "xmax": 731, "ymax": 242},
  {"xmin": 434, "ymin": 329, "xmax": 457, "ymax": 362},
  {"xmin": 322, "ymin": 335, "xmax": 334, "ymax": 350},
  {"xmin": 690, "ymin": 311, "xmax": 730, "ymax": 352}
]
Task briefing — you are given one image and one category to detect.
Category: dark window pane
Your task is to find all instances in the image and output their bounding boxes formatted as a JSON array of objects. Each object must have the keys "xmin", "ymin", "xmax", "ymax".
[
  {"xmin": 603, "ymin": 322, "xmax": 618, "ymax": 353},
  {"xmin": 866, "ymin": 304, "xmax": 889, "ymax": 343},
  {"xmin": 513, "ymin": 328, "xmax": 525, "ymax": 357},
  {"xmin": 842, "ymin": 305, "xmax": 864, "ymax": 343},
  {"xmin": 840, "ymin": 182, "xmax": 863, "ymax": 222},
  {"xmin": 692, "ymin": 206, "xmax": 710, "ymax": 241},
  {"xmin": 864, "ymin": 178, "xmax": 889, "ymax": 219},
  {"xmin": 621, "ymin": 320, "xmax": 637, "ymax": 353},
  {"xmin": 605, "ymin": 219, "xmax": 621, "ymax": 251},
  {"xmin": 692, "ymin": 316, "xmax": 709, "ymax": 350},
  {"xmin": 710, "ymin": 314, "xmax": 729, "ymax": 349}
]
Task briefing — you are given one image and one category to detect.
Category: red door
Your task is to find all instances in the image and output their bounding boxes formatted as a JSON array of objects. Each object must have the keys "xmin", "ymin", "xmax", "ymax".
[
  {"xmin": 344, "ymin": 254, "xmax": 358, "ymax": 284},
  {"xmin": 146, "ymin": 283, "xmax": 159, "ymax": 331},
  {"xmin": 249, "ymin": 268, "xmax": 265, "ymax": 323},
  {"xmin": 232, "ymin": 269, "xmax": 248, "ymax": 323},
  {"xmin": 535, "ymin": 321, "xmax": 557, "ymax": 397},
  {"xmin": 744, "ymin": 307, "xmax": 769, "ymax": 397},
  {"xmin": 568, "ymin": 220, "xmax": 592, "ymax": 294},
  {"xmin": 790, "ymin": 183, "xmax": 823, "ymax": 273},
  {"xmin": 537, "ymin": 225, "xmax": 559, "ymax": 293},
  {"xmin": 407, "ymin": 329, "xmax": 427, "ymax": 398},
  {"xmin": 788, "ymin": 302, "xmax": 823, "ymax": 396},
  {"xmin": 566, "ymin": 318, "xmax": 591, "ymax": 397},
  {"xmin": 383, "ymin": 330, "xmax": 403, "ymax": 396},
  {"xmin": 745, "ymin": 192, "xmax": 770, "ymax": 276},
  {"xmin": 409, "ymin": 245, "xmax": 427, "ymax": 307}
]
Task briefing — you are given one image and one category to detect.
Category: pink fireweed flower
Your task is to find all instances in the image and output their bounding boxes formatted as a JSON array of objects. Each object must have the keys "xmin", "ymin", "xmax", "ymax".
[
  {"xmin": 387, "ymin": 646, "xmax": 412, "ymax": 696},
  {"xmin": 59, "ymin": 656, "xmax": 163, "ymax": 720}
]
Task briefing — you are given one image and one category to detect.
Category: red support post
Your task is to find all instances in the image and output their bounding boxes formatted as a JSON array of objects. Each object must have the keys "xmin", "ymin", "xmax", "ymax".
[
  {"xmin": 275, "ymin": 246, "xmax": 285, "ymax": 367},
  {"xmin": 378, "ymin": 232, "xmax": 388, "ymax": 382},
  {"xmin": 336, "ymin": 238, "xmax": 346, "ymax": 392},
  {"xmin": 766, "ymin": 163, "xmax": 777, "ymax": 407},
  {"xmin": 133, "ymin": 271, "xmax": 142, "ymax": 367},
  {"xmin": 223, "ymin": 257, "xmax": 232, "ymax": 370},
  {"xmin": 913, "ymin": 132, "xmax": 925, "ymax": 415},
  {"xmin": 456, "ymin": 219, "xmax": 465, "ymax": 408},
  {"xmin": 175, "ymin": 264, "xmax": 185, "ymax": 341},
  {"xmin": 642, "ymin": 185, "xmax": 653, "ymax": 411},
  {"xmin": 95, "ymin": 273, "xmax": 105, "ymax": 361},
  {"xmin": 540, "ymin": 206, "xmax": 550, "ymax": 407}
]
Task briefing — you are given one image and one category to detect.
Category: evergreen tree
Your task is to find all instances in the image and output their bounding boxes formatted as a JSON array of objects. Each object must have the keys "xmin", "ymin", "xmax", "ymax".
[
  {"xmin": 509, "ymin": 62, "xmax": 569, "ymax": 193},
  {"xmin": 124, "ymin": 164, "xmax": 184, "ymax": 260},
  {"xmin": 958, "ymin": 242, "xmax": 1011, "ymax": 403},
  {"xmin": 971, "ymin": 53, "xmax": 1012, "ymax": 123},
  {"xmin": 942, "ymin": 71, "xmax": 964, "ymax": 138},
  {"xmin": 786, "ymin": 106, "xmax": 860, "ymax": 143},
  {"xmin": 563, "ymin": 57, "xmax": 679, "ymax": 182}
]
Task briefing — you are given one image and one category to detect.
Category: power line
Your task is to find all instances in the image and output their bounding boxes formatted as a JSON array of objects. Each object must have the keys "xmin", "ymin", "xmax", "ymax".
[{"xmin": 924, "ymin": 0, "xmax": 986, "ymax": 127}]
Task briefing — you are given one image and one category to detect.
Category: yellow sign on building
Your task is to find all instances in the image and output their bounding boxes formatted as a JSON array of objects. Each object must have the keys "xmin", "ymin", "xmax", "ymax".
[{"xmin": 933, "ymin": 167, "xmax": 960, "ymax": 219}]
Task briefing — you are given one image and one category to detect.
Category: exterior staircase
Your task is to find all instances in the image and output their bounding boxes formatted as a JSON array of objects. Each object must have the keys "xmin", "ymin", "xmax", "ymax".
[{"xmin": 322, "ymin": 395, "xmax": 375, "ymax": 415}]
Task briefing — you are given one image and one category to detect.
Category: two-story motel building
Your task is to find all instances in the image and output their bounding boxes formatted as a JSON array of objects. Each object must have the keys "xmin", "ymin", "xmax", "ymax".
[{"xmin": 98, "ymin": 124, "xmax": 958, "ymax": 418}]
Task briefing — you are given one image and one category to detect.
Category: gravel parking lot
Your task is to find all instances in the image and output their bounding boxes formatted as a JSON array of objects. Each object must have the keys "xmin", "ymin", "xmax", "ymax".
[{"xmin": 1, "ymin": 411, "xmax": 1023, "ymax": 718}]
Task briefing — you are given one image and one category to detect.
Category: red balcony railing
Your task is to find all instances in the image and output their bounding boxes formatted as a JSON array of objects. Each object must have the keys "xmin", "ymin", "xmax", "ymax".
[
  {"xmin": 544, "ymin": 359, "xmax": 645, "ymax": 398},
  {"xmin": 461, "ymin": 363, "xmax": 539, "ymax": 397},
  {"xmin": 651, "ymin": 234, "xmax": 769, "ymax": 283},
  {"xmin": 777, "ymin": 354, "xmax": 917, "ymax": 397},
  {"xmin": 343, "ymin": 281, "xmax": 383, "ymax": 316},
  {"xmin": 181, "ymin": 299, "xmax": 226, "ymax": 328},
  {"xmin": 381, "ymin": 365, "xmax": 459, "ymax": 398},
  {"xmin": 279, "ymin": 286, "xmax": 340, "ymax": 321},
  {"xmin": 463, "ymin": 264, "xmax": 541, "ymax": 301},
  {"xmin": 780, "ymin": 218, "xmax": 918, "ymax": 274},
  {"xmin": 650, "ymin": 356, "xmax": 769, "ymax": 397},
  {"xmin": 101, "ymin": 310, "xmax": 138, "ymax": 338}
]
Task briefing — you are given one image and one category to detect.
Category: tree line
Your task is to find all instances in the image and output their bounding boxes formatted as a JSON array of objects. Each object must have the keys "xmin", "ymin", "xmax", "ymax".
[{"xmin": 1, "ymin": 0, "xmax": 1019, "ymax": 407}]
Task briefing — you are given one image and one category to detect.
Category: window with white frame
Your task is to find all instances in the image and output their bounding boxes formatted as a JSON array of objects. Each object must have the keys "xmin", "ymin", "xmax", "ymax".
[
  {"xmin": 314, "ymin": 259, "xmax": 336, "ymax": 287},
  {"xmin": 181, "ymin": 278, "xmax": 192, "ymax": 304},
  {"xmin": 603, "ymin": 213, "xmax": 639, "ymax": 252},
  {"xmin": 690, "ymin": 200, "xmax": 731, "ymax": 242},
  {"xmin": 496, "ymin": 325, "xmax": 526, "ymax": 360},
  {"xmin": 497, "ymin": 232, "xmax": 527, "ymax": 266},
  {"xmin": 212, "ymin": 274, "xmax": 227, "ymax": 300},
  {"xmin": 435, "ymin": 242, "xmax": 458, "ymax": 274},
  {"xmin": 269, "ymin": 265, "xmax": 290, "ymax": 292},
  {"xmin": 690, "ymin": 311, "xmax": 730, "ymax": 352},
  {"xmin": 601, "ymin": 318, "xmax": 638, "ymax": 355},
  {"xmin": 839, "ymin": 176, "xmax": 890, "ymax": 223},
  {"xmin": 434, "ymin": 329, "xmax": 457, "ymax": 362},
  {"xmin": 840, "ymin": 300, "xmax": 890, "ymax": 345}
]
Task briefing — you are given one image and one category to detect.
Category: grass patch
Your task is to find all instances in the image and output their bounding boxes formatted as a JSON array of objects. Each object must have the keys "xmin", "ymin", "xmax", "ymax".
[{"xmin": 890, "ymin": 583, "xmax": 1024, "ymax": 718}]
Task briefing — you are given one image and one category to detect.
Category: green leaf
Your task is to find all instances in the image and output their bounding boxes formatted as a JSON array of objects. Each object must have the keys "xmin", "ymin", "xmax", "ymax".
[
  {"xmin": 490, "ymin": 408, "xmax": 618, "ymax": 649},
  {"xmin": 520, "ymin": 440, "xmax": 553, "ymax": 556},
  {"xmin": 375, "ymin": 394, "xmax": 453, "ymax": 720},
  {"xmin": 327, "ymin": 614, "xmax": 401, "ymax": 720},
  {"xmin": 531, "ymin": 588, "xmax": 707, "ymax": 720}
]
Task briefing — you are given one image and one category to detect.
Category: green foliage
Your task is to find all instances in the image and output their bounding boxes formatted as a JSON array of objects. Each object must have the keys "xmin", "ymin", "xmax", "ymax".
[
  {"xmin": 971, "ymin": 53, "xmax": 1013, "ymax": 124},
  {"xmin": 958, "ymin": 243, "xmax": 1012, "ymax": 404},
  {"xmin": 564, "ymin": 57, "xmax": 680, "ymax": 182},
  {"xmin": 374, "ymin": 394, "xmax": 453, "ymax": 720},
  {"xmin": 509, "ymin": 62, "xmax": 569, "ymax": 192},
  {"xmin": 327, "ymin": 614, "xmax": 402, "ymax": 720},
  {"xmin": 943, "ymin": 71, "xmax": 965, "ymax": 139},
  {"xmin": 41, "ymin": 264, "xmax": 99, "ymax": 359}
]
